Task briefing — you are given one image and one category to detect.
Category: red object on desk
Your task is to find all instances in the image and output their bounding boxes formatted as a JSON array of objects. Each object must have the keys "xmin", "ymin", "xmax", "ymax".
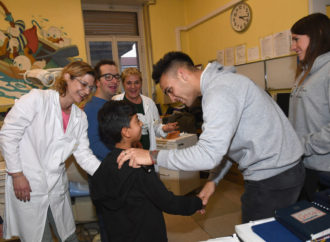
[{"xmin": 166, "ymin": 131, "xmax": 180, "ymax": 139}]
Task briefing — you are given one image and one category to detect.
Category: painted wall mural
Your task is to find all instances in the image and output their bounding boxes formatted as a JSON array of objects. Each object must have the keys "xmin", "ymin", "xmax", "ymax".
[{"xmin": 0, "ymin": 1, "xmax": 80, "ymax": 110}]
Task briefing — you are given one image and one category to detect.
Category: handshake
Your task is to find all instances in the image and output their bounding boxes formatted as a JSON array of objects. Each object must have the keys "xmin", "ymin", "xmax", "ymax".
[{"xmin": 196, "ymin": 180, "xmax": 216, "ymax": 215}]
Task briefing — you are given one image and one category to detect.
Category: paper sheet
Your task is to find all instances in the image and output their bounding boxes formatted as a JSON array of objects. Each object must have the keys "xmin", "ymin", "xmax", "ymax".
[
  {"xmin": 225, "ymin": 47, "xmax": 235, "ymax": 66},
  {"xmin": 247, "ymin": 46, "xmax": 260, "ymax": 62},
  {"xmin": 235, "ymin": 45, "xmax": 246, "ymax": 65},
  {"xmin": 217, "ymin": 49, "xmax": 225, "ymax": 65},
  {"xmin": 273, "ymin": 30, "xmax": 291, "ymax": 57},
  {"xmin": 260, "ymin": 35, "xmax": 273, "ymax": 59}
]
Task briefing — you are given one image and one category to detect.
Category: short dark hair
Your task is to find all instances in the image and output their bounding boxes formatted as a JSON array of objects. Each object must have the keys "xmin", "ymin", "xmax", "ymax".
[
  {"xmin": 94, "ymin": 60, "xmax": 117, "ymax": 79},
  {"xmin": 152, "ymin": 51, "xmax": 195, "ymax": 84},
  {"xmin": 98, "ymin": 100, "xmax": 137, "ymax": 148},
  {"xmin": 291, "ymin": 13, "xmax": 330, "ymax": 74}
]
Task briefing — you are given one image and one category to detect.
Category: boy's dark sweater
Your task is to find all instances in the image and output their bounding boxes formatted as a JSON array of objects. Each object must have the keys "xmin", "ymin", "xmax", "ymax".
[{"xmin": 90, "ymin": 148, "xmax": 202, "ymax": 242}]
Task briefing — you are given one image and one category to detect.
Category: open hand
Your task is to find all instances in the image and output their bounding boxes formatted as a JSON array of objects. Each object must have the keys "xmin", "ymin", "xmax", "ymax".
[
  {"xmin": 163, "ymin": 122, "xmax": 179, "ymax": 132},
  {"xmin": 117, "ymin": 148, "xmax": 153, "ymax": 169}
]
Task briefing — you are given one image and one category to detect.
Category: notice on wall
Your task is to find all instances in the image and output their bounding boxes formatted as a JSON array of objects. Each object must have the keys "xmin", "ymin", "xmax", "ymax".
[
  {"xmin": 217, "ymin": 49, "xmax": 225, "ymax": 65},
  {"xmin": 273, "ymin": 30, "xmax": 291, "ymax": 57},
  {"xmin": 235, "ymin": 45, "xmax": 246, "ymax": 65},
  {"xmin": 225, "ymin": 47, "xmax": 235, "ymax": 66},
  {"xmin": 260, "ymin": 35, "xmax": 273, "ymax": 59},
  {"xmin": 247, "ymin": 46, "xmax": 260, "ymax": 62}
]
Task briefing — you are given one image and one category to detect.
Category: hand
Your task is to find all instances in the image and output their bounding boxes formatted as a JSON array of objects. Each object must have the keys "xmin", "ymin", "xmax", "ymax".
[
  {"xmin": 162, "ymin": 122, "xmax": 179, "ymax": 132},
  {"xmin": 117, "ymin": 148, "xmax": 153, "ymax": 169},
  {"xmin": 11, "ymin": 172, "xmax": 32, "ymax": 202},
  {"xmin": 197, "ymin": 206, "xmax": 206, "ymax": 215},
  {"xmin": 198, "ymin": 181, "xmax": 216, "ymax": 207}
]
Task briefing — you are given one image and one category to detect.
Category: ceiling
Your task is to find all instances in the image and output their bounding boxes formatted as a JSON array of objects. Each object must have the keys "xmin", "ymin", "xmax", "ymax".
[{"xmin": 81, "ymin": 0, "xmax": 151, "ymax": 6}]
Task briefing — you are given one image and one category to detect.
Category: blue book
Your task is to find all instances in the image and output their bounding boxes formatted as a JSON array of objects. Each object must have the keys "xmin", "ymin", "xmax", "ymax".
[
  {"xmin": 252, "ymin": 220, "xmax": 302, "ymax": 242},
  {"xmin": 275, "ymin": 200, "xmax": 330, "ymax": 241}
]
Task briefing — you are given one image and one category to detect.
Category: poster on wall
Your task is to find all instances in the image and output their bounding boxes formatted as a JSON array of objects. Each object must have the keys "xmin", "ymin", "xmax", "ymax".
[
  {"xmin": 260, "ymin": 35, "xmax": 273, "ymax": 60},
  {"xmin": 235, "ymin": 44, "xmax": 246, "ymax": 65},
  {"xmin": 247, "ymin": 46, "xmax": 260, "ymax": 62},
  {"xmin": 216, "ymin": 49, "xmax": 224, "ymax": 65},
  {"xmin": 225, "ymin": 47, "xmax": 235, "ymax": 66},
  {"xmin": 0, "ymin": 1, "xmax": 80, "ymax": 111},
  {"xmin": 273, "ymin": 30, "xmax": 291, "ymax": 57}
]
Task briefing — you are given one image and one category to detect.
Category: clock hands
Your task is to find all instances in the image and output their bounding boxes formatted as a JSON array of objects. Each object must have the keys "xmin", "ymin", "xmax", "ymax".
[{"xmin": 239, "ymin": 15, "xmax": 249, "ymax": 19}]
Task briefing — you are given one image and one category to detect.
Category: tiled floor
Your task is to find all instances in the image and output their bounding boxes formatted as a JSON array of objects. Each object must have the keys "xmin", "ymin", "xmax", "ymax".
[
  {"xmin": 165, "ymin": 179, "xmax": 244, "ymax": 242},
  {"xmin": 1, "ymin": 178, "xmax": 244, "ymax": 242}
]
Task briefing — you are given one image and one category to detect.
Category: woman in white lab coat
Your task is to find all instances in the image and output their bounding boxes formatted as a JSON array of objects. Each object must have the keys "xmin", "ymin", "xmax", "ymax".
[{"xmin": 0, "ymin": 61, "xmax": 101, "ymax": 242}]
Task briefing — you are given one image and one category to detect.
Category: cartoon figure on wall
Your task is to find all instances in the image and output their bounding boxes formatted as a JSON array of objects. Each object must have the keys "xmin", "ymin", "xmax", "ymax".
[{"xmin": 0, "ymin": 1, "xmax": 79, "ymax": 110}]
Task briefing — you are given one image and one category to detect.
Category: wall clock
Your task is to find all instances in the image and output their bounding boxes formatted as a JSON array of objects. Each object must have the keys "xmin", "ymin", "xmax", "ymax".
[{"xmin": 230, "ymin": 2, "xmax": 252, "ymax": 32}]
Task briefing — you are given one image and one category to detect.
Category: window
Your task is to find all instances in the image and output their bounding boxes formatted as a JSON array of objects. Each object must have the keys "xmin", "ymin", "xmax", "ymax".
[{"xmin": 82, "ymin": 7, "xmax": 148, "ymax": 94}]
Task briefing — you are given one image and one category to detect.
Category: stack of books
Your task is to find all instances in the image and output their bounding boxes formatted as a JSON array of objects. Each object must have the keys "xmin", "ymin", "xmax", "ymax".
[{"xmin": 251, "ymin": 200, "xmax": 330, "ymax": 242}]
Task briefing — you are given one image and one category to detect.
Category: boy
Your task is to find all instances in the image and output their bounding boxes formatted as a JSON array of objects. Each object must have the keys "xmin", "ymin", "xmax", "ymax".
[{"xmin": 90, "ymin": 100, "xmax": 202, "ymax": 242}]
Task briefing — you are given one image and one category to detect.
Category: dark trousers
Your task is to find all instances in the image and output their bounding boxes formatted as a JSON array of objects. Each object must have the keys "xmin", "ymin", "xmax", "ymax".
[
  {"xmin": 241, "ymin": 162, "xmax": 305, "ymax": 223},
  {"xmin": 298, "ymin": 168, "xmax": 330, "ymax": 201}
]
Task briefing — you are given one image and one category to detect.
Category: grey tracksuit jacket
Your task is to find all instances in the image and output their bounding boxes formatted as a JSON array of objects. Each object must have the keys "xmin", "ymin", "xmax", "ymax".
[
  {"xmin": 289, "ymin": 51, "xmax": 330, "ymax": 172},
  {"xmin": 157, "ymin": 61, "xmax": 303, "ymax": 181}
]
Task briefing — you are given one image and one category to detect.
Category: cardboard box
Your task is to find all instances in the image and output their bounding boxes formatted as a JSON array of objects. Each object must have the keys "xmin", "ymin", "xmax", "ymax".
[
  {"xmin": 156, "ymin": 133, "xmax": 198, "ymax": 150},
  {"xmin": 156, "ymin": 133, "xmax": 200, "ymax": 195}
]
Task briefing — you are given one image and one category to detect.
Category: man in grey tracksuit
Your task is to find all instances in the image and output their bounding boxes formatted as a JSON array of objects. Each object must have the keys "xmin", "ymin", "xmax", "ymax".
[{"xmin": 118, "ymin": 51, "xmax": 305, "ymax": 222}]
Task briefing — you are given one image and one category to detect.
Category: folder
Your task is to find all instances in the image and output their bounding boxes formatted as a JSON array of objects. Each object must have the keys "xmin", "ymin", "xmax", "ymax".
[{"xmin": 252, "ymin": 220, "xmax": 301, "ymax": 242}]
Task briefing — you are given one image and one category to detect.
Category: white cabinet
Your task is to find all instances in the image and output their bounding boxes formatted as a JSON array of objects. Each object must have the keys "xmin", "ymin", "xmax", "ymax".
[{"xmin": 156, "ymin": 134, "xmax": 201, "ymax": 195}]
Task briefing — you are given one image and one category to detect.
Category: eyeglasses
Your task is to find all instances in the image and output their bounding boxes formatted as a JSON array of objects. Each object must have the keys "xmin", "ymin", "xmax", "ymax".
[
  {"xmin": 99, "ymin": 73, "xmax": 121, "ymax": 81},
  {"xmin": 75, "ymin": 78, "xmax": 95, "ymax": 92}
]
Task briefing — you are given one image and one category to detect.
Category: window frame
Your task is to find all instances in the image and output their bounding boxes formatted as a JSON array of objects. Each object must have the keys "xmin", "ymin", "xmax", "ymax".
[{"xmin": 82, "ymin": 4, "xmax": 149, "ymax": 96}]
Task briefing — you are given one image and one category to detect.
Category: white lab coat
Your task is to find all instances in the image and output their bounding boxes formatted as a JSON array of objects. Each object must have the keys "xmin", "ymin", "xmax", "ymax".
[
  {"xmin": 112, "ymin": 93, "xmax": 167, "ymax": 150},
  {"xmin": 0, "ymin": 89, "xmax": 100, "ymax": 242}
]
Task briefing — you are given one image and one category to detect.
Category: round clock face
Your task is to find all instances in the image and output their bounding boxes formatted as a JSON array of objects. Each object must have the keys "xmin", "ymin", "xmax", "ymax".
[{"xmin": 230, "ymin": 2, "xmax": 252, "ymax": 32}]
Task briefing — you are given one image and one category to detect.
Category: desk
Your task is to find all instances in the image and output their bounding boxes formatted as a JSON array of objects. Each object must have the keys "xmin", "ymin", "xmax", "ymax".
[
  {"xmin": 201, "ymin": 234, "xmax": 240, "ymax": 242},
  {"xmin": 235, "ymin": 217, "xmax": 304, "ymax": 242}
]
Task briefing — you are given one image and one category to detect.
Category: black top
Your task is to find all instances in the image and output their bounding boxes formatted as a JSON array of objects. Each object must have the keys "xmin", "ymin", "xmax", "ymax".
[{"xmin": 90, "ymin": 148, "xmax": 202, "ymax": 242}]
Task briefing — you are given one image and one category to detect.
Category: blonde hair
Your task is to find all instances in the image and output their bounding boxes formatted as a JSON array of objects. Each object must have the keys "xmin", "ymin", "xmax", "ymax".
[
  {"xmin": 121, "ymin": 67, "xmax": 142, "ymax": 84},
  {"xmin": 53, "ymin": 61, "xmax": 95, "ymax": 96}
]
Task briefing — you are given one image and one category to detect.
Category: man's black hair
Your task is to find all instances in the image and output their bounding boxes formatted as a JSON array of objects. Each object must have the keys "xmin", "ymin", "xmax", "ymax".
[
  {"xmin": 152, "ymin": 51, "xmax": 195, "ymax": 84},
  {"xmin": 98, "ymin": 100, "xmax": 137, "ymax": 148},
  {"xmin": 94, "ymin": 60, "xmax": 117, "ymax": 79}
]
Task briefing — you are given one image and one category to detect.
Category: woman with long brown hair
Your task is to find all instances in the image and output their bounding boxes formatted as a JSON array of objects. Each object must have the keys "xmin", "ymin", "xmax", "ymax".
[{"xmin": 289, "ymin": 13, "xmax": 330, "ymax": 201}]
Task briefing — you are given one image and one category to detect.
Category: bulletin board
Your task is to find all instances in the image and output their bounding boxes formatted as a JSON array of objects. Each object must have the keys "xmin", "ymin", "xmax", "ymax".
[
  {"xmin": 234, "ymin": 55, "xmax": 298, "ymax": 90},
  {"xmin": 265, "ymin": 55, "xmax": 298, "ymax": 89},
  {"xmin": 236, "ymin": 61, "xmax": 265, "ymax": 89}
]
